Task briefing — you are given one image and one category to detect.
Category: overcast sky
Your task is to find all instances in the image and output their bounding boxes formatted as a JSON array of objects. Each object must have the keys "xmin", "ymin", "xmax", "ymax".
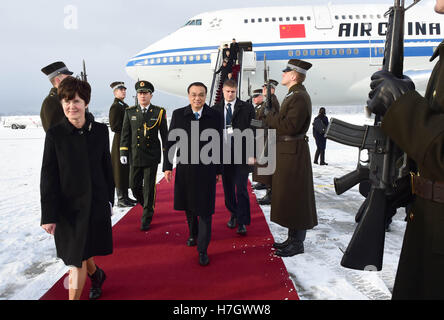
[{"xmin": 0, "ymin": 0, "xmax": 428, "ymax": 116}]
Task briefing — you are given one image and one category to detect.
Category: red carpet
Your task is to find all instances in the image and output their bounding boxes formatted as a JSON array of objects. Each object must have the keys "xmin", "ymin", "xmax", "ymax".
[{"xmin": 40, "ymin": 175, "xmax": 299, "ymax": 300}]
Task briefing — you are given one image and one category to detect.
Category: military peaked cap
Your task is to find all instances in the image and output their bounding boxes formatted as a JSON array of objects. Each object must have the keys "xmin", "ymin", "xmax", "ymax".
[
  {"xmin": 263, "ymin": 79, "xmax": 279, "ymax": 88},
  {"xmin": 282, "ymin": 59, "xmax": 312, "ymax": 74},
  {"xmin": 41, "ymin": 61, "xmax": 73, "ymax": 80},
  {"xmin": 110, "ymin": 81, "xmax": 126, "ymax": 91},
  {"xmin": 135, "ymin": 80, "xmax": 154, "ymax": 93},
  {"xmin": 252, "ymin": 89, "xmax": 263, "ymax": 97}
]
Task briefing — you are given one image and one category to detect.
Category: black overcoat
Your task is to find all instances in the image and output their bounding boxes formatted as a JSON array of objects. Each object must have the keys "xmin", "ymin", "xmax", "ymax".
[
  {"xmin": 40, "ymin": 115, "xmax": 114, "ymax": 268},
  {"xmin": 163, "ymin": 105, "xmax": 223, "ymax": 217}
]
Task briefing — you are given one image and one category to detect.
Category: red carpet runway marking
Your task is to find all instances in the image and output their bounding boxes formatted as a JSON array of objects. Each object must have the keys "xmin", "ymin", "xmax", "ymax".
[{"xmin": 40, "ymin": 175, "xmax": 299, "ymax": 300}]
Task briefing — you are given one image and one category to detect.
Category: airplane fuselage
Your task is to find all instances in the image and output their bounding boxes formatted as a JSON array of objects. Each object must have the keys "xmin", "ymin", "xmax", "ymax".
[{"xmin": 126, "ymin": 2, "xmax": 443, "ymax": 106}]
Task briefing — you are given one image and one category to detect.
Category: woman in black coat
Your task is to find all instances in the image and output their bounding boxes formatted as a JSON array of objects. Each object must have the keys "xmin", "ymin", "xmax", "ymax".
[
  {"xmin": 312, "ymin": 107, "xmax": 329, "ymax": 165},
  {"xmin": 40, "ymin": 77, "xmax": 114, "ymax": 300}
]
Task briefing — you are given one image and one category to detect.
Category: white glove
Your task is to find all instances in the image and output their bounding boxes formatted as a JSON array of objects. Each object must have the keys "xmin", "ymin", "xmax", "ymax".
[{"xmin": 120, "ymin": 156, "xmax": 127, "ymax": 165}]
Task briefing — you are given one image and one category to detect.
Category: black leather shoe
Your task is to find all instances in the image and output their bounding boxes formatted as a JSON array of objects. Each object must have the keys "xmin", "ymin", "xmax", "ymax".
[
  {"xmin": 88, "ymin": 266, "xmax": 106, "ymax": 300},
  {"xmin": 252, "ymin": 183, "xmax": 267, "ymax": 190},
  {"xmin": 275, "ymin": 241, "xmax": 304, "ymax": 257},
  {"xmin": 257, "ymin": 191, "xmax": 271, "ymax": 205},
  {"xmin": 237, "ymin": 224, "xmax": 247, "ymax": 235},
  {"xmin": 187, "ymin": 237, "xmax": 196, "ymax": 246},
  {"xmin": 273, "ymin": 238, "xmax": 290, "ymax": 250},
  {"xmin": 320, "ymin": 162, "xmax": 328, "ymax": 166},
  {"xmin": 140, "ymin": 222, "xmax": 150, "ymax": 231},
  {"xmin": 199, "ymin": 252, "xmax": 209, "ymax": 266},
  {"xmin": 118, "ymin": 198, "xmax": 135, "ymax": 207},
  {"xmin": 227, "ymin": 216, "xmax": 237, "ymax": 229},
  {"xmin": 125, "ymin": 196, "xmax": 138, "ymax": 205}
]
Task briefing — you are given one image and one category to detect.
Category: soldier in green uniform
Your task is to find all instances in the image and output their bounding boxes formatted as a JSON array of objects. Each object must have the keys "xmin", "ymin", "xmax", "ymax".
[
  {"xmin": 366, "ymin": 0, "xmax": 444, "ymax": 299},
  {"xmin": 254, "ymin": 79, "xmax": 281, "ymax": 204},
  {"xmin": 263, "ymin": 59, "xmax": 318, "ymax": 257},
  {"xmin": 109, "ymin": 81, "xmax": 136, "ymax": 207},
  {"xmin": 40, "ymin": 61, "xmax": 74, "ymax": 132},
  {"xmin": 120, "ymin": 81, "xmax": 168, "ymax": 231}
]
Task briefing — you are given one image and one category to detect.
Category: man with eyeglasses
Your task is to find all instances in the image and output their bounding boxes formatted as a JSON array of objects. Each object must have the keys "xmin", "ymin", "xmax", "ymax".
[{"xmin": 164, "ymin": 82, "xmax": 223, "ymax": 266}]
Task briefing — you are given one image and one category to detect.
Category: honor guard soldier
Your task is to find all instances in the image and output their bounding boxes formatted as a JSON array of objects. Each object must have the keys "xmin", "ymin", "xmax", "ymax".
[
  {"xmin": 40, "ymin": 61, "xmax": 74, "ymax": 132},
  {"xmin": 253, "ymin": 79, "xmax": 281, "ymax": 203},
  {"xmin": 366, "ymin": 0, "xmax": 444, "ymax": 299},
  {"xmin": 264, "ymin": 59, "xmax": 318, "ymax": 257},
  {"xmin": 251, "ymin": 89, "xmax": 264, "ymax": 111},
  {"xmin": 109, "ymin": 82, "xmax": 137, "ymax": 207},
  {"xmin": 120, "ymin": 81, "xmax": 168, "ymax": 231}
]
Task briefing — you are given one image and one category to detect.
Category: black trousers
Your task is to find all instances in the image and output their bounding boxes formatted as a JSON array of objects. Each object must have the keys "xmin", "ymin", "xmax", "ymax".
[
  {"xmin": 131, "ymin": 165, "xmax": 158, "ymax": 225},
  {"xmin": 314, "ymin": 149, "xmax": 326, "ymax": 164},
  {"xmin": 186, "ymin": 211, "xmax": 212, "ymax": 254},
  {"xmin": 222, "ymin": 164, "xmax": 251, "ymax": 226}
]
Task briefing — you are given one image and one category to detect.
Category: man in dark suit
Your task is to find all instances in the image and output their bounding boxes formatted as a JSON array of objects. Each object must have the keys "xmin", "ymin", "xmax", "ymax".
[
  {"xmin": 212, "ymin": 79, "xmax": 255, "ymax": 235},
  {"xmin": 164, "ymin": 82, "xmax": 223, "ymax": 266},
  {"xmin": 230, "ymin": 38, "xmax": 239, "ymax": 65}
]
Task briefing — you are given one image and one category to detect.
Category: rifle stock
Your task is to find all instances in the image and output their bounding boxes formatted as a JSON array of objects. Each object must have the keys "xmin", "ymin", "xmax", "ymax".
[{"xmin": 341, "ymin": 187, "xmax": 387, "ymax": 271}]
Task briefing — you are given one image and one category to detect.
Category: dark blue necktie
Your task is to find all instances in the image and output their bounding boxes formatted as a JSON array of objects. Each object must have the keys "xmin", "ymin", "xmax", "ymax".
[
  {"xmin": 194, "ymin": 112, "xmax": 199, "ymax": 120},
  {"xmin": 226, "ymin": 103, "xmax": 232, "ymax": 126}
]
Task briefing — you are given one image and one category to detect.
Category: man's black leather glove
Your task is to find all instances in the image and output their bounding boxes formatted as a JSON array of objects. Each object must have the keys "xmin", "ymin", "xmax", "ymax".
[{"xmin": 367, "ymin": 70, "xmax": 415, "ymax": 116}]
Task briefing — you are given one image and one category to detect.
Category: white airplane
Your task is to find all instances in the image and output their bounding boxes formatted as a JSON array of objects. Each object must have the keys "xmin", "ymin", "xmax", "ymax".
[{"xmin": 125, "ymin": 1, "xmax": 443, "ymax": 106}]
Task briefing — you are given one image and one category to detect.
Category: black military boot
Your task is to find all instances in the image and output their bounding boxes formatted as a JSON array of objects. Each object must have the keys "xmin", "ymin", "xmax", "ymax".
[
  {"xmin": 257, "ymin": 188, "xmax": 272, "ymax": 205},
  {"xmin": 273, "ymin": 237, "xmax": 291, "ymax": 250},
  {"xmin": 252, "ymin": 183, "xmax": 267, "ymax": 190},
  {"xmin": 122, "ymin": 190, "xmax": 137, "ymax": 206},
  {"xmin": 116, "ymin": 189, "xmax": 128, "ymax": 207},
  {"xmin": 88, "ymin": 266, "xmax": 106, "ymax": 300},
  {"xmin": 274, "ymin": 238, "xmax": 304, "ymax": 257}
]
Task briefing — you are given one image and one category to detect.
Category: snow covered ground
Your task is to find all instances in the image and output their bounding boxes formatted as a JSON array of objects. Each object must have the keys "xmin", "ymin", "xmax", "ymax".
[{"xmin": 0, "ymin": 108, "xmax": 406, "ymax": 300}]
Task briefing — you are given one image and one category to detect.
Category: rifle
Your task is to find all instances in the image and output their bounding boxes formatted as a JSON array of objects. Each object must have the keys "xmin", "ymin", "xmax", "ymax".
[
  {"xmin": 134, "ymin": 78, "xmax": 140, "ymax": 107},
  {"xmin": 80, "ymin": 59, "xmax": 87, "ymax": 82},
  {"xmin": 325, "ymin": 0, "xmax": 421, "ymax": 271}
]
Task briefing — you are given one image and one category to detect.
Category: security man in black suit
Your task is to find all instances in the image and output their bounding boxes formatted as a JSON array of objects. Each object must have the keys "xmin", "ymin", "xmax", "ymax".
[
  {"xmin": 212, "ymin": 79, "xmax": 256, "ymax": 235},
  {"xmin": 120, "ymin": 81, "xmax": 168, "ymax": 231},
  {"xmin": 40, "ymin": 61, "xmax": 74, "ymax": 132}
]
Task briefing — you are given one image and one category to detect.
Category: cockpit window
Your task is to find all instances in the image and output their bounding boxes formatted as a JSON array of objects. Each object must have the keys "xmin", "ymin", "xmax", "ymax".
[{"xmin": 183, "ymin": 19, "xmax": 202, "ymax": 27}]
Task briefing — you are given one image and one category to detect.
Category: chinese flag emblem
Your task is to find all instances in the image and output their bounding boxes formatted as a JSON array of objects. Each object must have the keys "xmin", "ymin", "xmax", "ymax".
[{"xmin": 279, "ymin": 24, "xmax": 306, "ymax": 38}]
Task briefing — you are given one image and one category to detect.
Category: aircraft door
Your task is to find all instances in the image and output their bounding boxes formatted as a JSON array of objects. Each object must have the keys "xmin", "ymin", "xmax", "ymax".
[{"xmin": 312, "ymin": 6, "xmax": 333, "ymax": 29}]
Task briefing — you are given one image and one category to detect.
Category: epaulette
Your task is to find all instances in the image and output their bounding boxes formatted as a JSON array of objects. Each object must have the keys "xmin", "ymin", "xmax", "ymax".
[
  {"xmin": 118, "ymin": 101, "xmax": 124, "ymax": 106},
  {"xmin": 127, "ymin": 105, "xmax": 137, "ymax": 109}
]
